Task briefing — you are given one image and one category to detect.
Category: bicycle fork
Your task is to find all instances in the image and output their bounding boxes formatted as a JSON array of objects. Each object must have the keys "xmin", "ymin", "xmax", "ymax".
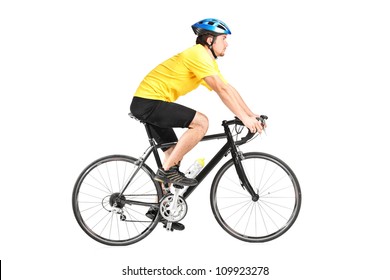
[
  {"xmin": 233, "ymin": 152, "xmax": 259, "ymax": 201},
  {"xmin": 223, "ymin": 124, "xmax": 259, "ymax": 202}
]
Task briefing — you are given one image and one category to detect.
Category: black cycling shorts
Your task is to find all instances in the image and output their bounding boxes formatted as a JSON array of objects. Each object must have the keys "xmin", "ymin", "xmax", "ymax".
[{"xmin": 130, "ymin": 97, "xmax": 197, "ymax": 150}]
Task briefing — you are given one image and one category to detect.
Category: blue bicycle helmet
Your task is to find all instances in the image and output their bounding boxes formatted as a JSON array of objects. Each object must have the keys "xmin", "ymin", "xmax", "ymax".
[
  {"xmin": 191, "ymin": 18, "xmax": 232, "ymax": 36},
  {"xmin": 192, "ymin": 18, "xmax": 231, "ymax": 59}
]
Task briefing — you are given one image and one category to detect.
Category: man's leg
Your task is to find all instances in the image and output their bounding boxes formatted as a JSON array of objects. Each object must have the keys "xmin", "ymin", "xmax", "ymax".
[
  {"xmin": 141, "ymin": 101, "xmax": 206, "ymax": 186},
  {"xmin": 162, "ymin": 112, "xmax": 208, "ymax": 170},
  {"xmin": 160, "ymin": 146, "xmax": 174, "ymax": 194}
]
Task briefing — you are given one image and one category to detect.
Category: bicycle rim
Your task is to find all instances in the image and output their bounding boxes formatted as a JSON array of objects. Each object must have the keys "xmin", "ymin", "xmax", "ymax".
[
  {"xmin": 210, "ymin": 152, "xmax": 301, "ymax": 242},
  {"xmin": 72, "ymin": 155, "xmax": 162, "ymax": 246}
]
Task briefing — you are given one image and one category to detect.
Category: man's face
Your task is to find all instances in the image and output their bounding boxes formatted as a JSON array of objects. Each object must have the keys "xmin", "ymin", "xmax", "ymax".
[{"xmin": 213, "ymin": 35, "xmax": 229, "ymax": 57}]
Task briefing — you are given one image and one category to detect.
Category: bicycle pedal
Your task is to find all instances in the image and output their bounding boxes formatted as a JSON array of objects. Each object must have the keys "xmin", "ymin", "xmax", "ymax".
[
  {"xmin": 164, "ymin": 222, "xmax": 173, "ymax": 231},
  {"xmin": 173, "ymin": 184, "xmax": 184, "ymax": 189}
]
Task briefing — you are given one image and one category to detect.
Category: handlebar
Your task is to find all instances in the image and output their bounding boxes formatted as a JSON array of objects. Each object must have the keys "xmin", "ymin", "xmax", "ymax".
[{"xmin": 224, "ymin": 115, "xmax": 268, "ymax": 145}]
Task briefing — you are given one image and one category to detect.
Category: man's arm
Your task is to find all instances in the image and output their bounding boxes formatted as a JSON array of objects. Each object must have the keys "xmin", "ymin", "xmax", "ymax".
[
  {"xmin": 226, "ymin": 83, "xmax": 258, "ymax": 118},
  {"xmin": 204, "ymin": 75, "xmax": 263, "ymax": 133}
]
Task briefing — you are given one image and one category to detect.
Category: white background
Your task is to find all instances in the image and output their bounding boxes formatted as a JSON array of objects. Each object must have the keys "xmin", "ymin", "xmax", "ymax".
[{"xmin": 1, "ymin": 0, "xmax": 389, "ymax": 279}]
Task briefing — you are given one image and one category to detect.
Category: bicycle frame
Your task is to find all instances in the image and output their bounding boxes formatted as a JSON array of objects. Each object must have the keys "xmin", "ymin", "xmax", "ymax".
[{"xmin": 119, "ymin": 118, "xmax": 259, "ymax": 206}]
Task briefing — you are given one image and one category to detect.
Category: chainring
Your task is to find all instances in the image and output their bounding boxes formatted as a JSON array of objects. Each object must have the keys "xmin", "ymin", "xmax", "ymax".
[{"xmin": 159, "ymin": 194, "xmax": 187, "ymax": 222}]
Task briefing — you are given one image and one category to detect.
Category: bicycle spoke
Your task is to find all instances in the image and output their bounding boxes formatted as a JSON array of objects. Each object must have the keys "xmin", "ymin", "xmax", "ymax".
[
  {"xmin": 79, "ymin": 191, "xmax": 106, "ymax": 201},
  {"xmin": 218, "ymin": 184, "xmax": 249, "ymax": 198},
  {"xmin": 81, "ymin": 181, "xmax": 111, "ymax": 195},
  {"xmin": 259, "ymin": 174, "xmax": 288, "ymax": 197},
  {"xmin": 256, "ymin": 200, "xmax": 268, "ymax": 234},
  {"xmin": 88, "ymin": 173, "xmax": 112, "ymax": 194},
  {"xmin": 257, "ymin": 160, "xmax": 267, "ymax": 194},
  {"xmin": 97, "ymin": 166, "xmax": 113, "ymax": 194},
  {"xmin": 227, "ymin": 200, "xmax": 252, "ymax": 222},
  {"xmin": 121, "ymin": 161, "xmax": 128, "ymax": 188},
  {"xmin": 91, "ymin": 210, "xmax": 110, "ymax": 231},
  {"xmin": 244, "ymin": 202, "xmax": 256, "ymax": 235},
  {"xmin": 131, "ymin": 175, "xmax": 155, "ymax": 194},
  {"xmin": 106, "ymin": 164, "xmax": 114, "ymax": 193},
  {"xmin": 125, "ymin": 210, "xmax": 142, "ymax": 235},
  {"xmin": 109, "ymin": 213, "xmax": 114, "ymax": 240},
  {"xmin": 257, "ymin": 165, "xmax": 277, "ymax": 195},
  {"xmin": 84, "ymin": 203, "xmax": 108, "ymax": 222},
  {"xmin": 79, "ymin": 201, "xmax": 103, "ymax": 213},
  {"xmin": 219, "ymin": 198, "xmax": 251, "ymax": 211},
  {"xmin": 233, "ymin": 200, "xmax": 254, "ymax": 230}
]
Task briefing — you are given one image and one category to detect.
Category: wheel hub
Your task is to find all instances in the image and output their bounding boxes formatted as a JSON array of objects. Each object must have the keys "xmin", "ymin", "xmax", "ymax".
[{"xmin": 109, "ymin": 193, "xmax": 126, "ymax": 208}]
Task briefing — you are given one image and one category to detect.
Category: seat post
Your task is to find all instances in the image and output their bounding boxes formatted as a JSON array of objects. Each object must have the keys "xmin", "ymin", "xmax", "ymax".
[
  {"xmin": 143, "ymin": 123, "xmax": 163, "ymax": 168},
  {"xmin": 128, "ymin": 112, "xmax": 164, "ymax": 168}
]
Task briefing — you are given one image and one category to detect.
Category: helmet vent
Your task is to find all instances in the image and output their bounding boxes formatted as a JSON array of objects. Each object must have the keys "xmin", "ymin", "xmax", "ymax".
[{"xmin": 217, "ymin": 24, "xmax": 227, "ymax": 30}]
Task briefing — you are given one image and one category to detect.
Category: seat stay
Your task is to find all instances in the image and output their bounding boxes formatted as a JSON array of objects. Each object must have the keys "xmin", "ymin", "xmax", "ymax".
[
  {"xmin": 118, "ymin": 144, "xmax": 156, "ymax": 196},
  {"xmin": 118, "ymin": 140, "xmax": 178, "ymax": 196}
]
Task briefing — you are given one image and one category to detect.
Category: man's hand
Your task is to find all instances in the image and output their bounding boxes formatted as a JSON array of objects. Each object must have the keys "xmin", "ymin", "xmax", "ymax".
[{"xmin": 242, "ymin": 116, "xmax": 263, "ymax": 134}]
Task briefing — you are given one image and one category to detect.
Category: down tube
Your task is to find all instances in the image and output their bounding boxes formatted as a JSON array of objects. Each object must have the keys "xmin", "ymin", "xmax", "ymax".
[{"xmin": 182, "ymin": 142, "xmax": 230, "ymax": 199}]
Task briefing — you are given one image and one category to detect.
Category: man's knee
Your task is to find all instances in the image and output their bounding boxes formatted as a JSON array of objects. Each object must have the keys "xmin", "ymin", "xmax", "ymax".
[{"xmin": 190, "ymin": 112, "xmax": 209, "ymax": 133}]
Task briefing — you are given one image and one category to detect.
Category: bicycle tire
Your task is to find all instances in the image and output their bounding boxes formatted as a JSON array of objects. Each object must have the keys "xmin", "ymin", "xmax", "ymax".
[
  {"xmin": 210, "ymin": 152, "xmax": 301, "ymax": 242},
  {"xmin": 72, "ymin": 155, "xmax": 162, "ymax": 246}
]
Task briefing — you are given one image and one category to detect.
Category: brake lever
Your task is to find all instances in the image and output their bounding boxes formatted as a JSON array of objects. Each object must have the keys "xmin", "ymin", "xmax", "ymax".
[
  {"xmin": 258, "ymin": 115, "xmax": 268, "ymax": 135},
  {"xmin": 262, "ymin": 123, "xmax": 267, "ymax": 135}
]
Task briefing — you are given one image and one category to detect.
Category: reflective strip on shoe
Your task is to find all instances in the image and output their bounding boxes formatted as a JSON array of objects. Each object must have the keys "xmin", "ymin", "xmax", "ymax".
[{"xmin": 154, "ymin": 168, "xmax": 197, "ymax": 186}]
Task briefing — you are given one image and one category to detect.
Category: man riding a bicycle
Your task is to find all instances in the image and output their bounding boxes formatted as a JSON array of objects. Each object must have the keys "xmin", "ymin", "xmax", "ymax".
[
  {"xmin": 72, "ymin": 19, "xmax": 300, "ymax": 242},
  {"xmin": 130, "ymin": 18, "xmax": 263, "ymax": 189}
]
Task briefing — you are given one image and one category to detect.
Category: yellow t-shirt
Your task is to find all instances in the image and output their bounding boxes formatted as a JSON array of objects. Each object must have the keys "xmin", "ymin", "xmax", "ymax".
[{"xmin": 134, "ymin": 44, "xmax": 227, "ymax": 102}]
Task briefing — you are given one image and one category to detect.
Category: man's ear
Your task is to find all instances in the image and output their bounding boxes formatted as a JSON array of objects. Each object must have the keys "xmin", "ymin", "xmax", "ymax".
[{"xmin": 206, "ymin": 36, "xmax": 214, "ymax": 45}]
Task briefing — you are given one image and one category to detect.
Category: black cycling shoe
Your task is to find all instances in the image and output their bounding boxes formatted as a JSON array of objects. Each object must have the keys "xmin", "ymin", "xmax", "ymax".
[
  {"xmin": 145, "ymin": 208, "xmax": 185, "ymax": 231},
  {"xmin": 154, "ymin": 165, "xmax": 197, "ymax": 187},
  {"xmin": 145, "ymin": 208, "xmax": 158, "ymax": 220}
]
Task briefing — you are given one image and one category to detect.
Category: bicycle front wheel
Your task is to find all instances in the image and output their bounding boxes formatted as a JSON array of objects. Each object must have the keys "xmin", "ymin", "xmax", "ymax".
[
  {"xmin": 72, "ymin": 155, "xmax": 162, "ymax": 246},
  {"xmin": 210, "ymin": 152, "xmax": 301, "ymax": 242}
]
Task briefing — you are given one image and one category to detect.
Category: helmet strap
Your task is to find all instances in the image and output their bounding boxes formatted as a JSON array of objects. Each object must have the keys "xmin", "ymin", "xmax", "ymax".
[{"xmin": 207, "ymin": 36, "xmax": 218, "ymax": 59}]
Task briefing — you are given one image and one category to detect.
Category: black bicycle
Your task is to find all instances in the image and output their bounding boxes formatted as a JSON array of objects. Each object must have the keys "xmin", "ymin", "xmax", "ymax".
[{"xmin": 72, "ymin": 114, "xmax": 301, "ymax": 245}]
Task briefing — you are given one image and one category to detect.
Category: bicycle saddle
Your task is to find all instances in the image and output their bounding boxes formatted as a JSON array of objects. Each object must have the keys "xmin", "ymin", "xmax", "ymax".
[{"xmin": 128, "ymin": 111, "xmax": 144, "ymax": 123}]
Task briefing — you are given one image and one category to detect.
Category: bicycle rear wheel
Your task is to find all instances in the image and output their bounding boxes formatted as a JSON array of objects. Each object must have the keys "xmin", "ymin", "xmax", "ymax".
[
  {"xmin": 72, "ymin": 155, "xmax": 162, "ymax": 246},
  {"xmin": 210, "ymin": 152, "xmax": 301, "ymax": 242}
]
